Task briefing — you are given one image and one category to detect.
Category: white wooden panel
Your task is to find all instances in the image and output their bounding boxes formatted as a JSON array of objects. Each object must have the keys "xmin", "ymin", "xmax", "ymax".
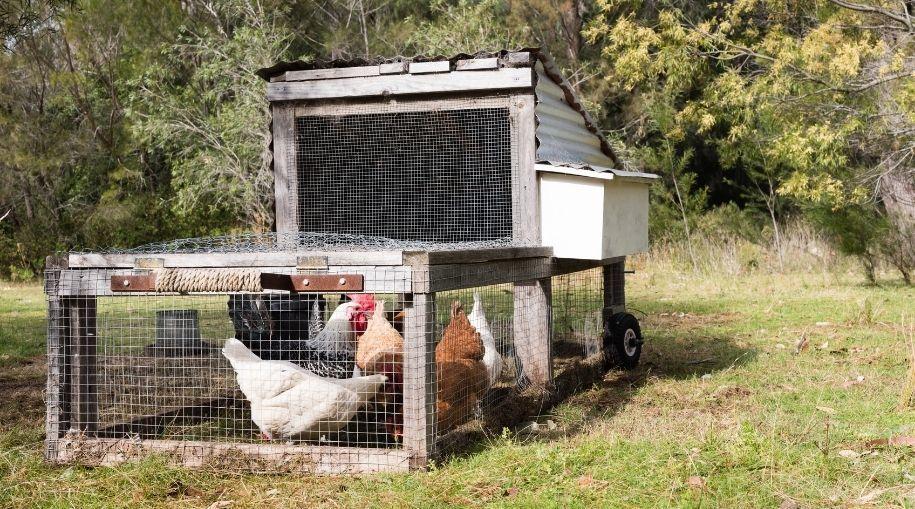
[
  {"xmin": 267, "ymin": 68, "xmax": 533, "ymax": 101},
  {"xmin": 539, "ymin": 172, "xmax": 605, "ymax": 259},
  {"xmin": 539, "ymin": 172, "xmax": 651, "ymax": 260},
  {"xmin": 379, "ymin": 62, "xmax": 408, "ymax": 74},
  {"xmin": 602, "ymin": 181, "xmax": 650, "ymax": 258}
]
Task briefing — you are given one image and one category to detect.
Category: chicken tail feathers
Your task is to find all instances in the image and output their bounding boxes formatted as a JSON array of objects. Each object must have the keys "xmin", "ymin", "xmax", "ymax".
[{"xmin": 222, "ymin": 337, "xmax": 261, "ymax": 366}]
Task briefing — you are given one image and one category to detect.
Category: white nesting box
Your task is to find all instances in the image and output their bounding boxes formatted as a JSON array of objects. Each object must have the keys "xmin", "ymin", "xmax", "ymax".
[
  {"xmin": 260, "ymin": 49, "xmax": 656, "ymax": 259},
  {"xmin": 538, "ymin": 164, "xmax": 654, "ymax": 259}
]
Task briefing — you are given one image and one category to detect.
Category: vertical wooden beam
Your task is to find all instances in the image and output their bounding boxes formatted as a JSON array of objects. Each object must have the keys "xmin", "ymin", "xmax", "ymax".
[
  {"xmin": 68, "ymin": 295, "xmax": 98, "ymax": 435},
  {"xmin": 513, "ymin": 277, "xmax": 552, "ymax": 387},
  {"xmin": 603, "ymin": 258, "xmax": 626, "ymax": 318},
  {"xmin": 401, "ymin": 293, "xmax": 437, "ymax": 469},
  {"xmin": 44, "ymin": 256, "xmax": 69, "ymax": 461},
  {"xmin": 510, "ymin": 93, "xmax": 540, "ymax": 245},
  {"xmin": 272, "ymin": 103, "xmax": 297, "ymax": 233}
]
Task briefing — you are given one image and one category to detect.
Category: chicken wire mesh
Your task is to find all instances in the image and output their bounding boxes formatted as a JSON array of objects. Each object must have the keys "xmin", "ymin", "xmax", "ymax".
[
  {"xmin": 43, "ymin": 252, "xmax": 615, "ymax": 472},
  {"xmin": 288, "ymin": 97, "xmax": 518, "ymax": 243}
]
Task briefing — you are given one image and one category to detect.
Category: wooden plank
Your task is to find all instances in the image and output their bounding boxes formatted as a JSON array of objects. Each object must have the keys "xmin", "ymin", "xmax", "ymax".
[
  {"xmin": 416, "ymin": 257, "xmax": 554, "ymax": 293},
  {"xmin": 401, "ymin": 293, "xmax": 436, "ymax": 469},
  {"xmin": 68, "ymin": 296, "xmax": 98, "ymax": 434},
  {"xmin": 267, "ymin": 68, "xmax": 534, "ymax": 101},
  {"xmin": 54, "ymin": 438, "xmax": 412, "ymax": 474},
  {"xmin": 403, "ymin": 247, "xmax": 553, "ymax": 267},
  {"xmin": 455, "ymin": 57, "xmax": 498, "ymax": 71},
  {"xmin": 296, "ymin": 95, "xmax": 512, "ymax": 117},
  {"xmin": 283, "ymin": 66, "xmax": 380, "ymax": 81},
  {"xmin": 272, "ymin": 103, "xmax": 296, "ymax": 233},
  {"xmin": 511, "ymin": 94, "xmax": 540, "ymax": 244},
  {"xmin": 379, "ymin": 62, "xmax": 408, "ymax": 75},
  {"xmin": 409, "ymin": 61, "xmax": 450, "ymax": 74},
  {"xmin": 513, "ymin": 278, "xmax": 553, "ymax": 387},
  {"xmin": 59, "ymin": 266, "xmax": 412, "ymax": 297},
  {"xmin": 110, "ymin": 274, "xmax": 156, "ymax": 292},
  {"xmin": 603, "ymin": 259, "xmax": 626, "ymax": 317},
  {"xmin": 68, "ymin": 250, "xmax": 405, "ymax": 268},
  {"xmin": 260, "ymin": 273, "xmax": 364, "ymax": 292},
  {"xmin": 551, "ymin": 256, "xmax": 625, "ymax": 276},
  {"xmin": 44, "ymin": 257, "xmax": 68, "ymax": 461}
]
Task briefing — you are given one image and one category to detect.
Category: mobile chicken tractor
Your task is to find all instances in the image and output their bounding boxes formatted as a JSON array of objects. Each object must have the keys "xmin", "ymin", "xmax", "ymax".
[{"xmin": 43, "ymin": 50, "xmax": 655, "ymax": 473}]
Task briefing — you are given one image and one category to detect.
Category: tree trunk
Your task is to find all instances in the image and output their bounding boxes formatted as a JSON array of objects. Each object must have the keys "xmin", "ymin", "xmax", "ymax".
[{"xmin": 879, "ymin": 169, "xmax": 915, "ymax": 268}]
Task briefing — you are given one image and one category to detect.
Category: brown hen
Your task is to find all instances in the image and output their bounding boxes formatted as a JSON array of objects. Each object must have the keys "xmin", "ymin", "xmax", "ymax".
[{"xmin": 435, "ymin": 300, "xmax": 488, "ymax": 431}]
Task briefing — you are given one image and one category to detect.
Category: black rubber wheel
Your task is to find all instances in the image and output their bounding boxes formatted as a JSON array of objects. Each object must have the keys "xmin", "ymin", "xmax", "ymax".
[{"xmin": 603, "ymin": 312, "xmax": 643, "ymax": 370}]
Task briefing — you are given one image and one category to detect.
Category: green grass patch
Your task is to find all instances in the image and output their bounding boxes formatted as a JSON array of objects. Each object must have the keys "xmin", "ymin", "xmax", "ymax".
[{"xmin": 1, "ymin": 267, "xmax": 914, "ymax": 507}]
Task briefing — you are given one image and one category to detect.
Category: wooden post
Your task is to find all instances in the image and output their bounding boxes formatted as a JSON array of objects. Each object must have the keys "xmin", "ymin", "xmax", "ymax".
[
  {"xmin": 272, "ymin": 103, "xmax": 297, "ymax": 233},
  {"xmin": 401, "ymin": 293, "xmax": 437, "ymax": 469},
  {"xmin": 67, "ymin": 295, "xmax": 98, "ymax": 435},
  {"xmin": 44, "ymin": 256, "xmax": 69, "ymax": 461},
  {"xmin": 510, "ymin": 93, "xmax": 540, "ymax": 244},
  {"xmin": 603, "ymin": 258, "xmax": 626, "ymax": 319},
  {"xmin": 513, "ymin": 278, "xmax": 552, "ymax": 387}
]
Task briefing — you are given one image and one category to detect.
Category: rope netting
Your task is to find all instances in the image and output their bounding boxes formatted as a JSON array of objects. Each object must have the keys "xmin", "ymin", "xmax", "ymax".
[{"xmin": 77, "ymin": 232, "xmax": 525, "ymax": 256}]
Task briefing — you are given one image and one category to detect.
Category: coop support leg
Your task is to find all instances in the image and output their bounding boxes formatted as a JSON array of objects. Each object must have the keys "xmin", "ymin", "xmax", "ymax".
[
  {"xmin": 603, "ymin": 259, "xmax": 626, "ymax": 319},
  {"xmin": 66, "ymin": 295, "xmax": 98, "ymax": 435},
  {"xmin": 513, "ymin": 278, "xmax": 553, "ymax": 388},
  {"xmin": 44, "ymin": 256, "xmax": 69, "ymax": 461},
  {"xmin": 402, "ymin": 293, "xmax": 437, "ymax": 469}
]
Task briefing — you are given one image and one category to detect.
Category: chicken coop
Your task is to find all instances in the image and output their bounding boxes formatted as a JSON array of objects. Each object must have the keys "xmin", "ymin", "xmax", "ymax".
[{"xmin": 44, "ymin": 49, "xmax": 655, "ymax": 473}]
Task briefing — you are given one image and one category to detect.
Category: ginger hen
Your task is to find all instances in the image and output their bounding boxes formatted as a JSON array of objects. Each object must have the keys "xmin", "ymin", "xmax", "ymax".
[
  {"xmin": 436, "ymin": 300, "xmax": 488, "ymax": 431},
  {"xmin": 355, "ymin": 300, "xmax": 405, "ymax": 438}
]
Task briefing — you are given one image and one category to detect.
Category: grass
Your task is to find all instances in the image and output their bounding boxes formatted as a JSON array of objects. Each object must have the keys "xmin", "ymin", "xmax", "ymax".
[{"xmin": 1, "ymin": 263, "xmax": 914, "ymax": 508}]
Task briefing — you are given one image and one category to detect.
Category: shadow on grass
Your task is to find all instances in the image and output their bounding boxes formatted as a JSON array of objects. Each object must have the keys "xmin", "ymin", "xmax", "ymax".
[{"xmin": 438, "ymin": 330, "xmax": 757, "ymax": 461}]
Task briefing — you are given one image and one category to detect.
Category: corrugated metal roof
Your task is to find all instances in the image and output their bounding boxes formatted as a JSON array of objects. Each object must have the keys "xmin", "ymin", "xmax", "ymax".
[{"xmin": 257, "ymin": 48, "xmax": 622, "ymax": 169}]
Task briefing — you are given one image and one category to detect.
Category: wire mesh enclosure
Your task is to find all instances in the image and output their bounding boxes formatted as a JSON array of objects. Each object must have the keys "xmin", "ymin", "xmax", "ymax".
[
  {"xmin": 44, "ymin": 238, "xmax": 627, "ymax": 473},
  {"xmin": 294, "ymin": 98, "xmax": 515, "ymax": 243}
]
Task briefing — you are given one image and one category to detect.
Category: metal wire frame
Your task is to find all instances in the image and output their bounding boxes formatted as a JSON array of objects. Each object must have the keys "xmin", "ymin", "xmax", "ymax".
[
  {"xmin": 42, "ymin": 253, "xmax": 613, "ymax": 472},
  {"xmin": 288, "ymin": 96, "xmax": 520, "ymax": 244}
]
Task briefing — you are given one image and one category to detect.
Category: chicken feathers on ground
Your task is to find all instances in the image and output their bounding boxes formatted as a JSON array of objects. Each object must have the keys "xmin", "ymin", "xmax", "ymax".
[
  {"xmin": 222, "ymin": 338, "xmax": 386, "ymax": 440},
  {"xmin": 435, "ymin": 300, "xmax": 488, "ymax": 431},
  {"xmin": 469, "ymin": 292, "xmax": 501, "ymax": 389}
]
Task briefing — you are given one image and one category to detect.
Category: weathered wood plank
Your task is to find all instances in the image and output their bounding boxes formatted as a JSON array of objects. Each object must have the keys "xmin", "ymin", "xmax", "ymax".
[
  {"xmin": 68, "ymin": 296, "xmax": 98, "ymax": 434},
  {"xmin": 272, "ymin": 103, "xmax": 296, "ymax": 232},
  {"xmin": 69, "ymin": 250, "xmax": 405, "ymax": 268},
  {"xmin": 414, "ymin": 257, "xmax": 554, "ymax": 293},
  {"xmin": 550, "ymin": 256, "xmax": 626, "ymax": 276},
  {"xmin": 283, "ymin": 66, "xmax": 380, "ymax": 81},
  {"xmin": 379, "ymin": 62, "xmax": 408, "ymax": 75},
  {"xmin": 455, "ymin": 57, "xmax": 499, "ymax": 71},
  {"xmin": 603, "ymin": 259, "xmax": 626, "ymax": 317},
  {"xmin": 267, "ymin": 68, "xmax": 534, "ymax": 101},
  {"xmin": 44, "ymin": 256, "xmax": 69, "ymax": 461},
  {"xmin": 511, "ymin": 94, "xmax": 540, "ymax": 244},
  {"xmin": 403, "ymin": 246, "xmax": 553, "ymax": 267},
  {"xmin": 402, "ymin": 293, "xmax": 436, "ymax": 469},
  {"xmin": 54, "ymin": 438, "xmax": 412, "ymax": 474},
  {"xmin": 58, "ymin": 266, "xmax": 412, "ymax": 296},
  {"xmin": 409, "ymin": 61, "xmax": 450, "ymax": 74},
  {"xmin": 513, "ymin": 278, "xmax": 553, "ymax": 387},
  {"xmin": 295, "ymin": 95, "xmax": 512, "ymax": 117}
]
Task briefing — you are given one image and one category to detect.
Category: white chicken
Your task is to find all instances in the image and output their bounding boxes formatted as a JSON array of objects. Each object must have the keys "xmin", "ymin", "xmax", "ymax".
[
  {"xmin": 222, "ymin": 338, "xmax": 387, "ymax": 440},
  {"xmin": 469, "ymin": 292, "xmax": 501, "ymax": 389}
]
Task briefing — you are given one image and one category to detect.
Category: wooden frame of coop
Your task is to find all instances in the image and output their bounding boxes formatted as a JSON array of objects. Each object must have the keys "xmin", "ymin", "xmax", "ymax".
[{"xmin": 44, "ymin": 245, "xmax": 629, "ymax": 473}]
